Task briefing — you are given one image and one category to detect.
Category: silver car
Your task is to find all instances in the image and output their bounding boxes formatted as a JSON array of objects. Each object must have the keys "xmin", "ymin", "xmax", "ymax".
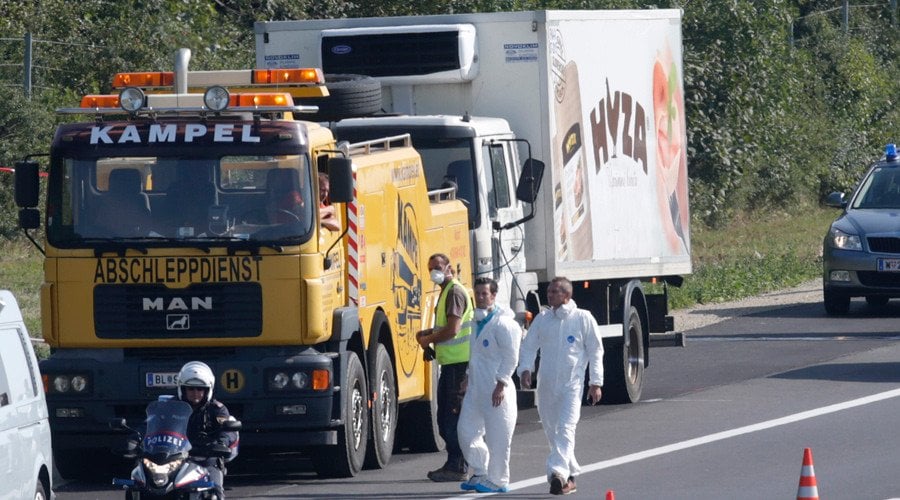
[{"xmin": 822, "ymin": 143, "xmax": 900, "ymax": 315}]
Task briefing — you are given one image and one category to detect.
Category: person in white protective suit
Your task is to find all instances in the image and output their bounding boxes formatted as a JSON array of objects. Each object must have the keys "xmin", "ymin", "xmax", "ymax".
[
  {"xmin": 517, "ymin": 277, "xmax": 603, "ymax": 496},
  {"xmin": 457, "ymin": 277, "xmax": 522, "ymax": 494}
]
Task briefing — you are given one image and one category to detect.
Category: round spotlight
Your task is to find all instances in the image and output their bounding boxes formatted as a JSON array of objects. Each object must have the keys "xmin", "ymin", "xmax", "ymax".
[
  {"xmin": 291, "ymin": 372, "xmax": 309, "ymax": 389},
  {"xmin": 53, "ymin": 376, "xmax": 70, "ymax": 393},
  {"xmin": 71, "ymin": 375, "xmax": 88, "ymax": 393},
  {"xmin": 119, "ymin": 87, "xmax": 145, "ymax": 112},
  {"xmin": 270, "ymin": 372, "xmax": 289, "ymax": 390},
  {"xmin": 204, "ymin": 86, "xmax": 230, "ymax": 112}
]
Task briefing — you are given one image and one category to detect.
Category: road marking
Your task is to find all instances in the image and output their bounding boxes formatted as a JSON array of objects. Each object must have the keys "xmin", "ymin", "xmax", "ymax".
[
  {"xmin": 690, "ymin": 335, "xmax": 900, "ymax": 341},
  {"xmin": 443, "ymin": 386, "xmax": 900, "ymax": 498}
]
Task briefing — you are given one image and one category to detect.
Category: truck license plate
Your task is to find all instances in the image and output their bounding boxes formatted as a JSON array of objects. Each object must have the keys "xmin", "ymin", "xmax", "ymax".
[
  {"xmin": 146, "ymin": 372, "xmax": 178, "ymax": 388},
  {"xmin": 877, "ymin": 259, "xmax": 900, "ymax": 272}
]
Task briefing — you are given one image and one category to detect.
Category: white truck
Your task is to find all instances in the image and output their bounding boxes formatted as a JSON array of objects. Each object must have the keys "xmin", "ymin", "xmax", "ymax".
[{"xmin": 255, "ymin": 9, "xmax": 690, "ymax": 403}]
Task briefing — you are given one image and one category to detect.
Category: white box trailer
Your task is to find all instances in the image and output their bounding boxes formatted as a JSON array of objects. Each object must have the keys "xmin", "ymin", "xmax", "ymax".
[{"xmin": 256, "ymin": 10, "xmax": 691, "ymax": 403}]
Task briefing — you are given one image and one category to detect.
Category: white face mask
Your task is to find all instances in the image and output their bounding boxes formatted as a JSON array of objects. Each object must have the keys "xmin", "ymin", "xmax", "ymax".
[
  {"xmin": 430, "ymin": 269, "xmax": 446, "ymax": 285},
  {"xmin": 474, "ymin": 308, "xmax": 490, "ymax": 321}
]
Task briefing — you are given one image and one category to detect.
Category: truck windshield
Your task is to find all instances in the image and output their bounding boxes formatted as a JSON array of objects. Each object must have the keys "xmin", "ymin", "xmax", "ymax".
[{"xmin": 47, "ymin": 154, "xmax": 315, "ymax": 247}]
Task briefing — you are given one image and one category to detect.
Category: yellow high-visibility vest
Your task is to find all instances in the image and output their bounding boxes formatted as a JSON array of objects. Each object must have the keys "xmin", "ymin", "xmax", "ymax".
[{"xmin": 434, "ymin": 279, "xmax": 473, "ymax": 365}]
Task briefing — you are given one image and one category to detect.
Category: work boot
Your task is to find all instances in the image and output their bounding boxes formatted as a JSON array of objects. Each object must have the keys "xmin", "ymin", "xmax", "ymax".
[
  {"xmin": 549, "ymin": 474, "xmax": 566, "ymax": 495},
  {"xmin": 428, "ymin": 466, "xmax": 468, "ymax": 482},
  {"xmin": 562, "ymin": 476, "xmax": 577, "ymax": 495}
]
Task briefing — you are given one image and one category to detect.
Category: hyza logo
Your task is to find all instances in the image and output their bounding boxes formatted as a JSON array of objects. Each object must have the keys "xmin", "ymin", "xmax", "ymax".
[{"xmin": 166, "ymin": 314, "xmax": 190, "ymax": 331}]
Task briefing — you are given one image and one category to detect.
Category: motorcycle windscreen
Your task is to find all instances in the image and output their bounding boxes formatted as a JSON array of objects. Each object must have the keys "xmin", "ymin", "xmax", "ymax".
[{"xmin": 143, "ymin": 399, "xmax": 194, "ymax": 459}]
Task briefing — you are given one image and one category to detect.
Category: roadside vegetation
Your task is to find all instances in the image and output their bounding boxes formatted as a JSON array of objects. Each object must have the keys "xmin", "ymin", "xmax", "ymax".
[{"xmin": 0, "ymin": 1, "xmax": 895, "ymax": 340}]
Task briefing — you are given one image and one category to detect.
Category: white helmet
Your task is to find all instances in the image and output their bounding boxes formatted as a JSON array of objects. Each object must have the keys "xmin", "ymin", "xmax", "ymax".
[{"xmin": 176, "ymin": 361, "xmax": 215, "ymax": 403}]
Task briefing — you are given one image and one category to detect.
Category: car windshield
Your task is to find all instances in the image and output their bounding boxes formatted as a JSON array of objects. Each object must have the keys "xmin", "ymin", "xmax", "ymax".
[
  {"xmin": 852, "ymin": 166, "xmax": 900, "ymax": 209},
  {"xmin": 47, "ymin": 154, "xmax": 315, "ymax": 247}
]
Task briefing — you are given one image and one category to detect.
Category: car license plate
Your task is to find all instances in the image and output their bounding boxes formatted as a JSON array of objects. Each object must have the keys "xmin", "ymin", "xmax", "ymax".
[
  {"xmin": 146, "ymin": 372, "xmax": 178, "ymax": 388},
  {"xmin": 877, "ymin": 259, "xmax": 900, "ymax": 272}
]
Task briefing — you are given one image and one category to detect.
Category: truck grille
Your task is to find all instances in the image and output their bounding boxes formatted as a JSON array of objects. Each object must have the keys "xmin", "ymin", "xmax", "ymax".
[
  {"xmin": 94, "ymin": 283, "xmax": 262, "ymax": 339},
  {"xmin": 868, "ymin": 237, "xmax": 900, "ymax": 254}
]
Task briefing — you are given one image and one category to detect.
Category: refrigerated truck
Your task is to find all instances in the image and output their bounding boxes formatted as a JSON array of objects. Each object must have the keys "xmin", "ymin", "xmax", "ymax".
[{"xmin": 255, "ymin": 9, "xmax": 691, "ymax": 403}]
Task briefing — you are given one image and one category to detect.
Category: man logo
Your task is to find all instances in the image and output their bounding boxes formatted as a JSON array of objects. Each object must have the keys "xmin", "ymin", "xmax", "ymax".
[{"xmin": 167, "ymin": 314, "xmax": 190, "ymax": 330}]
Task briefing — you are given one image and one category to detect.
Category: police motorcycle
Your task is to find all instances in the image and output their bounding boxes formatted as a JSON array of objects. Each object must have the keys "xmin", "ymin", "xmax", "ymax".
[{"xmin": 111, "ymin": 396, "xmax": 240, "ymax": 499}]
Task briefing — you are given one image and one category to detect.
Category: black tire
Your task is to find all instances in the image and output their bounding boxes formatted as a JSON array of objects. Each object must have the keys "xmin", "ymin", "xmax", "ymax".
[
  {"xmin": 824, "ymin": 289, "xmax": 850, "ymax": 315},
  {"xmin": 865, "ymin": 295, "xmax": 889, "ymax": 307},
  {"xmin": 364, "ymin": 344, "xmax": 398, "ymax": 469},
  {"xmin": 33, "ymin": 480, "xmax": 47, "ymax": 500},
  {"xmin": 602, "ymin": 306, "xmax": 645, "ymax": 404},
  {"xmin": 311, "ymin": 352, "xmax": 368, "ymax": 478},
  {"xmin": 297, "ymin": 74, "xmax": 382, "ymax": 122},
  {"xmin": 397, "ymin": 360, "xmax": 444, "ymax": 453}
]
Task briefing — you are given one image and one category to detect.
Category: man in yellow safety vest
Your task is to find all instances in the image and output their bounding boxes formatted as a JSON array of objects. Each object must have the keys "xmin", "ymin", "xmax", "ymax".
[{"xmin": 416, "ymin": 253, "xmax": 474, "ymax": 482}]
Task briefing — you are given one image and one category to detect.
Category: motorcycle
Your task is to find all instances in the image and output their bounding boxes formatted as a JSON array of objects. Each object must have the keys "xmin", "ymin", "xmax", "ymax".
[{"xmin": 111, "ymin": 397, "xmax": 240, "ymax": 500}]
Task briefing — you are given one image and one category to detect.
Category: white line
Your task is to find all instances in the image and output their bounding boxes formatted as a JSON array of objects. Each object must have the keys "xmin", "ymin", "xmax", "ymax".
[
  {"xmin": 690, "ymin": 336, "xmax": 900, "ymax": 342},
  {"xmin": 442, "ymin": 386, "xmax": 900, "ymax": 499}
]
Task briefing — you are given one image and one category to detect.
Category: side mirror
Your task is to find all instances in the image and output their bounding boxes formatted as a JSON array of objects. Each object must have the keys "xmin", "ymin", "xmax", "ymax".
[
  {"xmin": 18, "ymin": 208, "xmax": 40, "ymax": 230},
  {"xmin": 824, "ymin": 192, "xmax": 846, "ymax": 208},
  {"xmin": 327, "ymin": 157, "xmax": 353, "ymax": 203},
  {"xmin": 14, "ymin": 160, "xmax": 40, "ymax": 208},
  {"xmin": 109, "ymin": 417, "xmax": 129, "ymax": 431},
  {"xmin": 515, "ymin": 159, "xmax": 544, "ymax": 203}
]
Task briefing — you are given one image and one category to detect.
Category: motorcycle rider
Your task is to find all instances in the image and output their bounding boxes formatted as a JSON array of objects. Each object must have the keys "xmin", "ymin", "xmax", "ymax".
[{"xmin": 176, "ymin": 361, "xmax": 239, "ymax": 497}]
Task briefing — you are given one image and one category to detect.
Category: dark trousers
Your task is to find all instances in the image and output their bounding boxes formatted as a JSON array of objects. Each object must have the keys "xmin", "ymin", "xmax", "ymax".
[{"xmin": 437, "ymin": 361, "xmax": 468, "ymax": 472}]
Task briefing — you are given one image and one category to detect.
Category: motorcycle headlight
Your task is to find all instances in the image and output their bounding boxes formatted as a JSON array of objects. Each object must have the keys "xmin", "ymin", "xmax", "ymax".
[{"xmin": 143, "ymin": 457, "xmax": 183, "ymax": 487}]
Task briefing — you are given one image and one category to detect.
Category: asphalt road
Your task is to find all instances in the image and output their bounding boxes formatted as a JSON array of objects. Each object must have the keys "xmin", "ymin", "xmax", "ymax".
[{"xmin": 55, "ymin": 290, "xmax": 900, "ymax": 499}]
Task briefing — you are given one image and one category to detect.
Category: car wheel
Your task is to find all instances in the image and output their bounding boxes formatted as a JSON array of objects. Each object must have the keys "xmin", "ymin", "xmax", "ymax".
[
  {"xmin": 33, "ymin": 480, "xmax": 47, "ymax": 500},
  {"xmin": 823, "ymin": 289, "xmax": 850, "ymax": 315}
]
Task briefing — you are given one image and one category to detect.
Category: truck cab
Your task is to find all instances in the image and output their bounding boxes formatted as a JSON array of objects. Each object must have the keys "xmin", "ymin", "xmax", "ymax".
[
  {"xmin": 336, "ymin": 115, "xmax": 538, "ymax": 320},
  {"xmin": 14, "ymin": 49, "xmax": 471, "ymax": 480}
]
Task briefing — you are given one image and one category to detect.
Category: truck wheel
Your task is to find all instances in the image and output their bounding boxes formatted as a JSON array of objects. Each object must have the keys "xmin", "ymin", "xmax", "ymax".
[
  {"xmin": 297, "ymin": 74, "xmax": 382, "ymax": 122},
  {"xmin": 312, "ymin": 352, "xmax": 368, "ymax": 477},
  {"xmin": 397, "ymin": 361, "xmax": 444, "ymax": 452},
  {"xmin": 364, "ymin": 344, "xmax": 397, "ymax": 469},
  {"xmin": 602, "ymin": 306, "xmax": 644, "ymax": 404},
  {"xmin": 823, "ymin": 289, "xmax": 850, "ymax": 316}
]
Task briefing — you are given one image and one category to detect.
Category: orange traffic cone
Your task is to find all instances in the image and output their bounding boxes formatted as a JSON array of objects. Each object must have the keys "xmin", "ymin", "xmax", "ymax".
[
  {"xmin": 605, "ymin": 490, "xmax": 615, "ymax": 500},
  {"xmin": 796, "ymin": 448, "xmax": 819, "ymax": 500}
]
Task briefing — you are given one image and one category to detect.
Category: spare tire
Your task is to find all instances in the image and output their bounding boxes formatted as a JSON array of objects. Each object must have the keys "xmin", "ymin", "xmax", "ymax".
[{"xmin": 297, "ymin": 74, "xmax": 382, "ymax": 122}]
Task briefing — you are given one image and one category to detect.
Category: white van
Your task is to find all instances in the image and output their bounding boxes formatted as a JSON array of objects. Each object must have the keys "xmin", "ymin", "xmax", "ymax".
[{"xmin": 0, "ymin": 290, "xmax": 53, "ymax": 500}]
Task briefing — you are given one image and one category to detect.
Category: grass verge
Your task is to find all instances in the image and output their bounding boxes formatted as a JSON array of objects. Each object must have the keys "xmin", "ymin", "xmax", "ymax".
[{"xmin": 667, "ymin": 202, "xmax": 834, "ymax": 309}]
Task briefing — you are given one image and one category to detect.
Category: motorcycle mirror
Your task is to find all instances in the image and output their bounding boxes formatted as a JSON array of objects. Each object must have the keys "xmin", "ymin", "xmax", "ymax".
[
  {"xmin": 108, "ymin": 417, "xmax": 129, "ymax": 431},
  {"xmin": 221, "ymin": 419, "xmax": 242, "ymax": 432}
]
